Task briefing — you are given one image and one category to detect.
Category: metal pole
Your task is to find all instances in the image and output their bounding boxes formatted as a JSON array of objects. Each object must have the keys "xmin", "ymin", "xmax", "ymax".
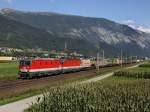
[
  {"xmin": 97, "ymin": 52, "xmax": 99, "ymax": 72},
  {"xmin": 121, "ymin": 49, "xmax": 123, "ymax": 68},
  {"xmin": 102, "ymin": 50, "xmax": 104, "ymax": 66},
  {"xmin": 65, "ymin": 42, "xmax": 67, "ymax": 52},
  {"xmin": 131, "ymin": 56, "xmax": 132, "ymax": 64},
  {"xmin": 96, "ymin": 44, "xmax": 100, "ymax": 72},
  {"xmin": 136, "ymin": 56, "xmax": 138, "ymax": 63}
]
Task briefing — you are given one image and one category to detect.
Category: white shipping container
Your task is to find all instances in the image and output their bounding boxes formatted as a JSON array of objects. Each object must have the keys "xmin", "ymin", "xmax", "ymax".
[
  {"xmin": 81, "ymin": 59, "xmax": 91, "ymax": 67},
  {"xmin": 0, "ymin": 57, "xmax": 13, "ymax": 61}
]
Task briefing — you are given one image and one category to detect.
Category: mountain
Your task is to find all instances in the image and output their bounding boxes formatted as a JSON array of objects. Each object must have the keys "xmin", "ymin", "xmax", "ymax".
[
  {"xmin": 0, "ymin": 14, "xmax": 98, "ymax": 55},
  {"xmin": 123, "ymin": 20, "xmax": 150, "ymax": 34},
  {"xmin": 0, "ymin": 8, "xmax": 150, "ymax": 57}
]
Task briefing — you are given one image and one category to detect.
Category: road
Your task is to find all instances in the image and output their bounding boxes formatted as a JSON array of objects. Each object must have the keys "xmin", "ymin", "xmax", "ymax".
[{"xmin": 0, "ymin": 64, "xmax": 139, "ymax": 112}]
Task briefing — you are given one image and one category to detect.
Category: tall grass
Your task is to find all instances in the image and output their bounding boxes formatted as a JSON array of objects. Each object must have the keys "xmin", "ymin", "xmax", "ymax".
[
  {"xmin": 114, "ymin": 63, "xmax": 150, "ymax": 79},
  {"xmin": 139, "ymin": 63, "xmax": 150, "ymax": 68},
  {"xmin": 114, "ymin": 71, "xmax": 150, "ymax": 79},
  {"xmin": 26, "ymin": 79, "xmax": 150, "ymax": 112}
]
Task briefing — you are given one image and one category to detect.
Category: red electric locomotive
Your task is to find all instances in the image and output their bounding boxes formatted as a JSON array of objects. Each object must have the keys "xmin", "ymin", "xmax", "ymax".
[{"xmin": 18, "ymin": 58, "xmax": 82, "ymax": 78}]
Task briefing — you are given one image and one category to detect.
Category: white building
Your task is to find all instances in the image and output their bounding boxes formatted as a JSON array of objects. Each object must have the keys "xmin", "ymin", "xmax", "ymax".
[{"xmin": 0, "ymin": 57, "xmax": 14, "ymax": 61}]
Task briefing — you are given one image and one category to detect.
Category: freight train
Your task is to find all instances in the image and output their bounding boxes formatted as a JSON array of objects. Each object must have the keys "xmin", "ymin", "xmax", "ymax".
[
  {"xmin": 18, "ymin": 58, "xmax": 137, "ymax": 78},
  {"xmin": 18, "ymin": 58, "xmax": 94, "ymax": 78}
]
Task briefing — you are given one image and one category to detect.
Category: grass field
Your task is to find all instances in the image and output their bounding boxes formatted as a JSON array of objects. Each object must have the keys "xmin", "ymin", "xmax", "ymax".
[
  {"xmin": 26, "ymin": 76, "xmax": 150, "ymax": 112},
  {"xmin": 0, "ymin": 61, "xmax": 19, "ymax": 80},
  {"xmin": 125, "ymin": 66, "xmax": 150, "ymax": 72},
  {"xmin": 114, "ymin": 62, "xmax": 150, "ymax": 79},
  {"xmin": 139, "ymin": 62, "xmax": 150, "ymax": 68}
]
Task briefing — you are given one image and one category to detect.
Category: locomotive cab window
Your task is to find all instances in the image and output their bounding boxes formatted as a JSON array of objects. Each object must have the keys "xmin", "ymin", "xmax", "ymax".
[{"xmin": 20, "ymin": 60, "xmax": 32, "ymax": 66}]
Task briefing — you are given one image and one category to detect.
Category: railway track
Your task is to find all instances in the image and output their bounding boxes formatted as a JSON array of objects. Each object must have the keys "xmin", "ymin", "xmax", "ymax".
[{"xmin": 0, "ymin": 69, "xmax": 95, "ymax": 92}]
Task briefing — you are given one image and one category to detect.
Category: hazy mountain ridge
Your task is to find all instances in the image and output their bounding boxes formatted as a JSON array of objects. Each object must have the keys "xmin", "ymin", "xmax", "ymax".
[
  {"xmin": 0, "ymin": 8, "xmax": 150, "ymax": 56},
  {"xmin": 0, "ymin": 14, "xmax": 99, "ymax": 56}
]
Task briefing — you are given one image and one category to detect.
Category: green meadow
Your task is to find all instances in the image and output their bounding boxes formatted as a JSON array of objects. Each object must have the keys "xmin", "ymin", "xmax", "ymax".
[{"xmin": 0, "ymin": 61, "xmax": 19, "ymax": 80}]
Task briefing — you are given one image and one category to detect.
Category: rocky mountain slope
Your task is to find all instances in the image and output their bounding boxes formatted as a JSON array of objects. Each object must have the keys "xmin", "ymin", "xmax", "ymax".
[
  {"xmin": 0, "ymin": 14, "xmax": 97, "ymax": 55},
  {"xmin": 0, "ymin": 8, "xmax": 150, "ymax": 57}
]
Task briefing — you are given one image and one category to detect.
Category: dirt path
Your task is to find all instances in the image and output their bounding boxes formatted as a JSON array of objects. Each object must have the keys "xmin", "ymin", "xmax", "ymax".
[
  {"xmin": 0, "ymin": 95, "xmax": 43, "ymax": 112},
  {"xmin": 0, "ymin": 64, "xmax": 139, "ymax": 112}
]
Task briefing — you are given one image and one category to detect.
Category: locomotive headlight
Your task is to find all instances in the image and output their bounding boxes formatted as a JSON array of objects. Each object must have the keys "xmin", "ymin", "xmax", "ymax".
[{"xmin": 21, "ymin": 68, "xmax": 28, "ymax": 72}]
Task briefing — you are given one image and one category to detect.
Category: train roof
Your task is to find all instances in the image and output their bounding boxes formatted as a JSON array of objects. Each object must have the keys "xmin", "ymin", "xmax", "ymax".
[{"xmin": 20, "ymin": 58, "xmax": 82, "ymax": 61}]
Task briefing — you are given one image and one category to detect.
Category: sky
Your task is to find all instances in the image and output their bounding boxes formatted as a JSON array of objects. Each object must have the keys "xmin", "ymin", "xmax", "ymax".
[{"xmin": 0, "ymin": 0, "xmax": 150, "ymax": 27}]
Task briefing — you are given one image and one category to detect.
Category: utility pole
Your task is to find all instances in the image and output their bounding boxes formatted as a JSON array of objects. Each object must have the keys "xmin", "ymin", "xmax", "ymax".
[
  {"xmin": 121, "ymin": 49, "xmax": 123, "ymax": 68},
  {"xmin": 131, "ymin": 56, "xmax": 133, "ymax": 64},
  {"xmin": 64, "ymin": 42, "xmax": 68, "ymax": 58},
  {"xmin": 97, "ymin": 52, "xmax": 100, "ymax": 72},
  {"xmin": 102, "ymin": 50, "xmax": 105, "ymax": 66},
  {"xmin": 136, "ymin": 56, "xmax": 138, "ymax": 63},
  {"xmin": 96, "ymin": 44, "xmax": 100, "ymax": 72},
  {"xmin": 64, "ymin": 42, "xmax": 67, "ymax": 52}
]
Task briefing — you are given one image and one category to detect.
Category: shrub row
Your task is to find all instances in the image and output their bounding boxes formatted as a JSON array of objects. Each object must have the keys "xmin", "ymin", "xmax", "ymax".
[
  {"xmin": 26, "ymin": 79, "xmax": 150, "ymax": 112},
  {"xmin": 139, "ymin": 63, "xmax": 150, "ymax": 68},
  {"xmin": 114, "ymin": 71, "xmax": 150, "ymax": 79}
]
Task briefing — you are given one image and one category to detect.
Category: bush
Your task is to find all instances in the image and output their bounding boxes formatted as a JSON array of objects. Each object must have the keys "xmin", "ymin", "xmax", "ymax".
[
  {"xmin": 26, "ymin": 79, "xmax": 150, "ymax": 112},
  {"xmin": 114, "ymin": 71, "xmax": 150, "ymax": 79},
  {"xmin": 139, "ymin": 63, "xmax": 150, "ymax": 68}
]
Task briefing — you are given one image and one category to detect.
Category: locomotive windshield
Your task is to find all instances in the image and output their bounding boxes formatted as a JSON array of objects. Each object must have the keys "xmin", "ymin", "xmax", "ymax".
[{"xmin": 20, "ymin": 60, "xmax": 31, "ymax": 66}]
